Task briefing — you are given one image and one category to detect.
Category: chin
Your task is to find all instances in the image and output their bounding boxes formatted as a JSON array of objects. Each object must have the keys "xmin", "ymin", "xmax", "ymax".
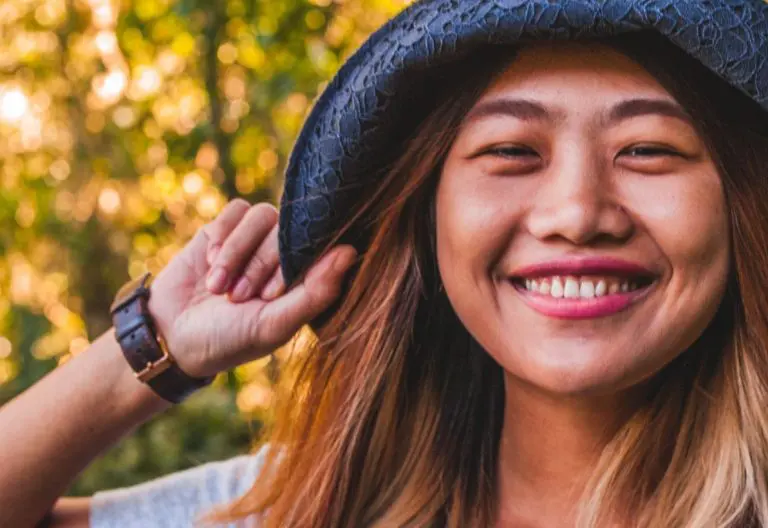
[{"xmin": 498, "ymin": 342, "xmax": 663, "ymax": 397}]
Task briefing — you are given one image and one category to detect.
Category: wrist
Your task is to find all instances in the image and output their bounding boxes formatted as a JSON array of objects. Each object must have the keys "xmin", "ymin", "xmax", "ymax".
[
  {"xmin": 96, "ymin": 330, "xmax": 173, "ymax": 414},
  {"xmin": 111, "ymin": 272, "xmax": 214, "ymax": 404},
  {"xmin": 146, "ymin": 283, "xmax": 216, "ymax": 379}
]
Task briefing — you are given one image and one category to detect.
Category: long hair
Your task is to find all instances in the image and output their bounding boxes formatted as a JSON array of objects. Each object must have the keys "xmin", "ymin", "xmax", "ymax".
[{"xmin": 212, "ymin": 33, "xmax": 768, "ymax": 527}]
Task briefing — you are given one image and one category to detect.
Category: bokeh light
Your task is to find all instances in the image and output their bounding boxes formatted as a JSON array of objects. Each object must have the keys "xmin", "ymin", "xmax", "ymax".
[
  {"xmin": 0, "ymin": 87, "xmax": 29, "ymax": 123},
  {"xmin": 0, "ymin": 0, "xmax": 412, "ymax": 496},
  {"xmin": 0, "ymin": 337, "xmax": 12, "ymax": 359}
]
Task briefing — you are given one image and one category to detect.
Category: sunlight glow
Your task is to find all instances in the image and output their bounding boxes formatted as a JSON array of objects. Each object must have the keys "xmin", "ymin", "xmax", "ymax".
[
  {"xmin": 94, "ymin": 30, "xmax": 118, "ymax": 54},
  {"xmin": 130, "ymin": 66, "xmax": 162, "ymax": 99},
  {"xmin": 0, "ymin": 87, "xmax": 29, "ymax": 123},
  {"xmin": 93, "ymin": 70, "xmax": 127, "ymax": 103},
  {"xmin": 98, "ymin": 187, "xmax": 122, "ymax": 214},
  {"xmin": 182, "ymin": 171, "xmax": 204, "ymax": 195},
  {"xmin": 90, "ymin": 1, "xmax": 117, "ymax": 28}
]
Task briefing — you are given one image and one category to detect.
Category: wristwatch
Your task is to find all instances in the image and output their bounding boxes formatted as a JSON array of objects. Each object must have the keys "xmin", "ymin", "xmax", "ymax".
[{"xmin": 109, "ymin": 272, "xmax": 214, "ymax": 403}]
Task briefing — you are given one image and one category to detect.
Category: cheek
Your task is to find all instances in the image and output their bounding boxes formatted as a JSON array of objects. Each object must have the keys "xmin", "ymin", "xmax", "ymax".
[
  {"xmin": 629, "ymin": 170, "xmax": 729, "ymax": 288},
  {"xmin": 434, "ymin": 170, "xmax": 517, "ymax": 285},
  {"xmin": 628, "ymin": 170, "xmax": 730, "ymax": 371}
]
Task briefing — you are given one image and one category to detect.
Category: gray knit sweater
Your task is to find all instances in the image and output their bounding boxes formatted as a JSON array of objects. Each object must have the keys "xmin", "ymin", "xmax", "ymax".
[{"xmin": 89, "ymin": 445, "xmax": 269, "ymax": 527}]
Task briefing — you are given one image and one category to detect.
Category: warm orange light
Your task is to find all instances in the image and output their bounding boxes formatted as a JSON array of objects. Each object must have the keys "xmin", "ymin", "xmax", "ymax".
[
  {"xmin": 258, "ymin": 149, "xmax": 278, "ymax": 171},
  {"xmin": 130, "ymin": 66, "xmax": 162, "ymax": 99},
  {"xmin": 94, "ymin": 30, "xmax": 118, "ymax": 54},
  {"xmin": 93, "ymin": 70, "xmax": 127, "ymax": 103},
  {"xmin": 98, "ymin": 187, "xmax": 122, "ymax": 214},
  {"xmin": 90, "ymin": 1, "xmax": 117, "ymax": 28},
  {"xmin": 182, "ymin": 171, "xmax": 204, "ymax": 195},
  {"xmin": 0, "ymin": 337, "xmax": 11, "ymax": 359}
]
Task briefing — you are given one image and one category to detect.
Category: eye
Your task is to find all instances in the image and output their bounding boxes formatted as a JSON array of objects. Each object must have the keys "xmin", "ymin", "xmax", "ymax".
[
  {"xmin": 616, "ymin": 143, "xmax": 689, "ymax": 175},
  {"xmin": 484, "ymin": 145, "xmax": 540, "ymax": 160},
  {"xmin": 619, "ymin": 144, "xmax": 683, "ymax": 158},
  {"xmin": 476, "ymin": 145, "xmax": 542, "ymax": 175}
]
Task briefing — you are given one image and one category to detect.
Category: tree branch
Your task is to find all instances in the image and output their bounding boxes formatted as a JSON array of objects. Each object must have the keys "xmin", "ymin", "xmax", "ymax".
[{"xmin": 204, "ymin": 0, "xmax": 237, "ymax": 199}]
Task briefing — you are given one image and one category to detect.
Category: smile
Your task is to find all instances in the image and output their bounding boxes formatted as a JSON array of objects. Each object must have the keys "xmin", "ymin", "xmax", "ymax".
[
  {"xmin": 519, "ymin": 275, "xmax": 648, "ymax": 299},
  {"xmin": 508, "ymin": 259, "xmax": 658, "ymax": 319}
]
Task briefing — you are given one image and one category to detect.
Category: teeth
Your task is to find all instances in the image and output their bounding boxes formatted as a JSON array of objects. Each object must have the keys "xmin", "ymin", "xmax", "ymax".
[
  {"xmin": 550, "ymin": 277, "xmax": 564, "ymax": 298},
  {"xmin": 595, "ymin": 280, "xmax": 607, "ymax": 297},
  {"xmin": 564, "ymin": 277, "xmax": 580, "ymax": 298},
  {"xmin": 580, "ymin": 280, "xmax": 595, "ymax": 298},
  {"xmin": 521, "ymin": 276, "xmax": 643, "ymax": 299}
]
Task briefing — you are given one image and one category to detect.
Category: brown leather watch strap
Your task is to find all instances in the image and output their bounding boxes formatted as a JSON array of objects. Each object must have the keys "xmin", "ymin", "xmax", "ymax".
[{"xmin": 110, "ymin": 272, "xmax": 213, "ymax": 403}]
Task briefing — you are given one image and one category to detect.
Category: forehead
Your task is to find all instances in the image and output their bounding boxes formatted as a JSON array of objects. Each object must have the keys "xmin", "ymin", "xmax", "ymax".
[{"xmin": 479, "ymin": 41, "xmax": 673, "ymax": 104}]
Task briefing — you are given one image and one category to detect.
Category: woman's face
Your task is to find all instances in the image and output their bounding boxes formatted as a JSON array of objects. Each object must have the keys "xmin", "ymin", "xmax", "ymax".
[{"xmin": 436, "ymin": 42, "xmax": 730, "ymax": 395}]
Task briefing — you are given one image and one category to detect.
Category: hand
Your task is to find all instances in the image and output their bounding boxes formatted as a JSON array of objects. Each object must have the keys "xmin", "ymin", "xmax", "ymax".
[{"xmin": 145, "ymin": 199, "xmax": 357, "ymax": 378}]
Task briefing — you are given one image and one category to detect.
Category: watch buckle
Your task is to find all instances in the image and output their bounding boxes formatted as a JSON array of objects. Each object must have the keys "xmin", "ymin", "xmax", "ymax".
[{"xmin": 135, "ymin": 334, "xmax": 174, "ymax": 382}]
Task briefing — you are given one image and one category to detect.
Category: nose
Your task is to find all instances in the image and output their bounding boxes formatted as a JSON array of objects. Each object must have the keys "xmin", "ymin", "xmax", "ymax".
[{"xmin": 525, "ymin": 150, "xmax": 633, "ymax": 245}]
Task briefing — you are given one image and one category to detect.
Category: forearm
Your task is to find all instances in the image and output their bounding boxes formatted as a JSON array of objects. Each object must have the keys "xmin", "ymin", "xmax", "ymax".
[{"xmin": 0, "ymin": 329, "xmax": 171, "ymax": 527}]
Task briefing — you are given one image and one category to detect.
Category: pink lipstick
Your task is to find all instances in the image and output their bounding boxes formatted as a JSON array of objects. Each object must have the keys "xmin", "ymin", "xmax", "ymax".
[{"xmin": 509, "ymin": 257, "xmax": 657, "ymax": 320}]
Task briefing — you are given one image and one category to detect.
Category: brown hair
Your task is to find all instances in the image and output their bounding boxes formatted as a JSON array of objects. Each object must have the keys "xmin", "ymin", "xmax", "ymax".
[{"xmin": 212, "ymin": 33, "xmax": 768, "ymax": 527}]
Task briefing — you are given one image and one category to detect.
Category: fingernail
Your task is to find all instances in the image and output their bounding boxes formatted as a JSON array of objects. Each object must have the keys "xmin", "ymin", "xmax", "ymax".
[
  {"xmin": 262, "ymin": 276, "xmax": 284, "ymax": 300},
  {"xmin": 207, "ymin": 244, "xmax": 221, "ymax": 266},
  {"xmin": 206, "ymin": 267, "xmax": 228, "ymax": 292},
  {"xmin": 231, "ymin": 277, "xmax": 250, "ymax": 301}
]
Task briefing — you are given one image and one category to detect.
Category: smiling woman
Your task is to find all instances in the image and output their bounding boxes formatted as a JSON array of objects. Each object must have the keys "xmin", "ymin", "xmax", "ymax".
[
  {"xmin": 222, "ymin": 33, "xmax": 767, "ymax": 527},
  {"xmin": 3, "ymin": 2, "xmax": 768, "ymax": 528}
]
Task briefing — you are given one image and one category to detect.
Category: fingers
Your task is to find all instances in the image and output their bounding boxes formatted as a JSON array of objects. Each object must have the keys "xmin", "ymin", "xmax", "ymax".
[
  {"xmin": 253, "ymin": 245, "xmax": 357, "ymax": 348},
  {"xmin": 229, "ymin": 223, "xmax": 280, "ymax": 302},
  {"xmin": 175, "ymin": 222, "xmax": 216, "ymax": 276},
  {"xmin": 260, "ymin": 265, "xmax": 285, "ymax": 301},
  {"xmin": 202, "ymin": 198, "xmax": 251, "ymax": 264},
  {"xmin": 206, "ymin": 202, "xmax": 278, "ymax": 295}
]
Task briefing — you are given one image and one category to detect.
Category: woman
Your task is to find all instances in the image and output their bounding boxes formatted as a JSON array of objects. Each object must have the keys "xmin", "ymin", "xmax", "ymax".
[{"xmin": 3, "ymin": 0, "xmax": 768, "ymax": 527}]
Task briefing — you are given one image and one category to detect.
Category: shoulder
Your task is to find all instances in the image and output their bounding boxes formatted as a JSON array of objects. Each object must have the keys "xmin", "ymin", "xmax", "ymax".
[{"xmin": 90, "ymin": 444, "xmax": 272, "ymax": 528}]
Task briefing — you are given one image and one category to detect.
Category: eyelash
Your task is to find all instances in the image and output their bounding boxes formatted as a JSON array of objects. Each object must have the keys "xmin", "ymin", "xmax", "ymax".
[
  {"xmin": 483, "ymin": 144, "xmax": 683, "ymax": 160},
  {"xmin": 485, "ymin": 146, "xmax": 538, "ymax": 159},
  {"xmin": 619, "ymin": 145, "xmax": 683, "ymax": 158}
]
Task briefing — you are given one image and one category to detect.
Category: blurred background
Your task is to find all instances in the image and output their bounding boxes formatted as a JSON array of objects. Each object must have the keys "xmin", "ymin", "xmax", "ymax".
[{"xmin": 0, "ymin": 0, "xmax": 409, "ymax": 496}]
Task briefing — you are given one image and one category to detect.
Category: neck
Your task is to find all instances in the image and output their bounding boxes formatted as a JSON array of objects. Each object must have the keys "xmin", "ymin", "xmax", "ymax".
[{"xmin": 495, "ymin": 376, "xmax": 640, "ymax": 527}]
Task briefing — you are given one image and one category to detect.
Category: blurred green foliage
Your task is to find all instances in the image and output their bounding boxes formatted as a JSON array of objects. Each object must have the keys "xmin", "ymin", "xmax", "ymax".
[{"xmin": 0, "ymin": 0, "xmax": 408, "ymax": 494}]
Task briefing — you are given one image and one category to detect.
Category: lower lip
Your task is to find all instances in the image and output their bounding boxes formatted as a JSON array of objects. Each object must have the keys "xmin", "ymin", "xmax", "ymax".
[{"xmin": 511, "ymin": 281, "xmax": 654, "ymax": 320}]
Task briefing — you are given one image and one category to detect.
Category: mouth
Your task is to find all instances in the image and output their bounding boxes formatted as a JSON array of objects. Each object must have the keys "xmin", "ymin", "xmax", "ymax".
[
  {"xmin": 507, "ymin": 259, "xmax": 659, "ymax": 319},
  {"xmin": 510, "ymin": 274, "xmax": 655, "ymax": 299}
]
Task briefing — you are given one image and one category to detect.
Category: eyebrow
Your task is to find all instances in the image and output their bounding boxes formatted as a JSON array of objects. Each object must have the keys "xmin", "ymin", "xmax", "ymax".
[
  {"xmin": 603, "ymin": 98, "xmax": 693, "ymax": 127},
  {"xmin": 463, "ymin": 96, "xmax": 693, "ymax": 127},
  {"xmin": 463, "ymin": 98, "xmax": 564, "ymax": 125}
]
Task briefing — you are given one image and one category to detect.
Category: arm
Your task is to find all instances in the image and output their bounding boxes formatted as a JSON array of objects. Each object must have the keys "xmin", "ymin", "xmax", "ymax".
[
  {"xmin": 0, "ymin": 331, "xmax": 169, "ymax": 527},
  {"xmin": 43, "ymin": 499, "xmax": 90, "ymax": 528},
  {"xmin": 0, "ymin": 200, "xmax": 356, "ymax": 528}
]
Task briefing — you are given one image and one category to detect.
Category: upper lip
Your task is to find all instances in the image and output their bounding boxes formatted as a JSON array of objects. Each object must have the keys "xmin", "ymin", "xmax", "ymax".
[{"xmin": 510, "ymin": 257, "xmax": 656, "ymax": 279}]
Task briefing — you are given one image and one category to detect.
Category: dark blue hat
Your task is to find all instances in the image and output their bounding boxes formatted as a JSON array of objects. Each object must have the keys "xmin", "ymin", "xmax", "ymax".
[{"xmin": 278, "ymin": 0, "xmax": 768, "ymax": 287}]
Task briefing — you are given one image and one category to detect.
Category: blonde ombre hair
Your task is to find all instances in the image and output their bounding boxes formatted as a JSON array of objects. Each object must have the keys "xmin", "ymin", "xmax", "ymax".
[{"xmin": 212, "ymin": 33, "xmax": 768, "ymax": 527}]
